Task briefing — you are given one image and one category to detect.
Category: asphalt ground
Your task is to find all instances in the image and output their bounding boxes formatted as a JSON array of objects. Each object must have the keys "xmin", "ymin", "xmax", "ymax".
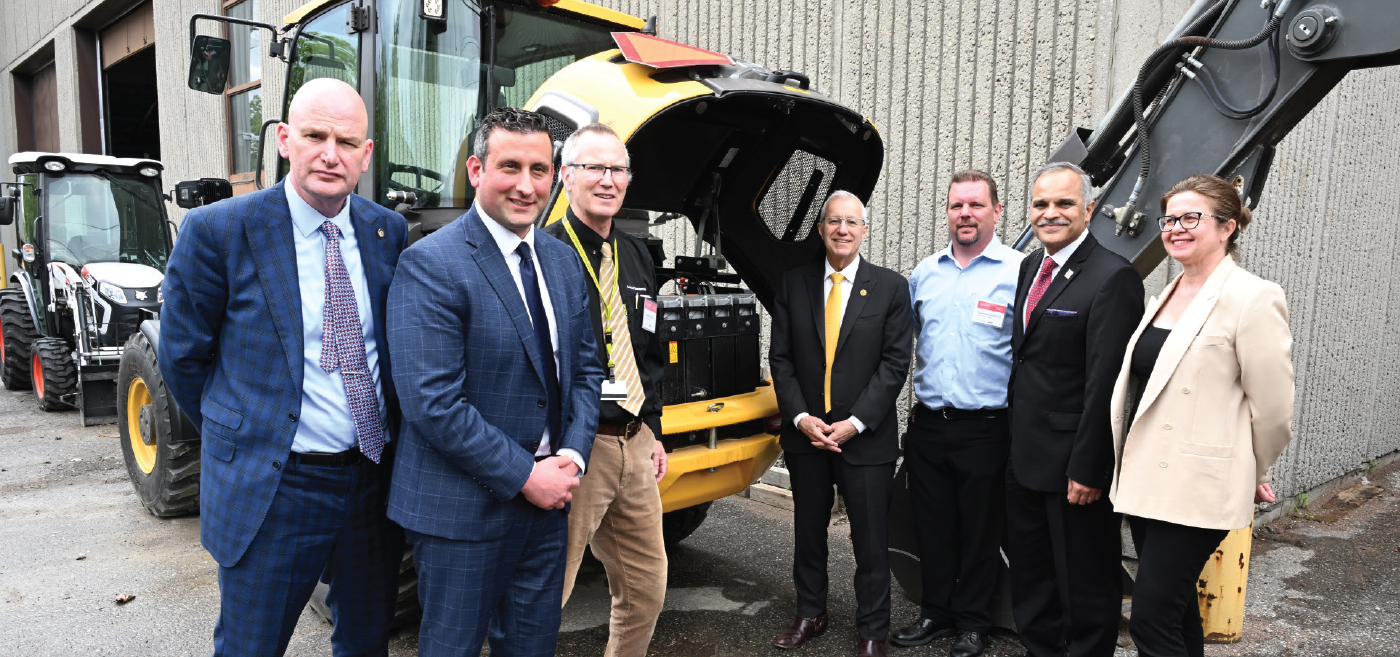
[{"xmin": 1, "ymin": 383, "xmax": 1396, "ymax": 656}]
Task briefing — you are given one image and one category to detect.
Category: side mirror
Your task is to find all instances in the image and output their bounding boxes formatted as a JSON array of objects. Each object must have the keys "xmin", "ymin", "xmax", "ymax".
[
  {"xmin": 0, "ymin": 196, "xmax": 13, "ymax": 226},
  {"xmin": 174, "ymin": 178, "xmax": 234, "ymax": 209},
  {"xmin": 188, "ymin": 35, "xmax": 232, "ymax": 95}
]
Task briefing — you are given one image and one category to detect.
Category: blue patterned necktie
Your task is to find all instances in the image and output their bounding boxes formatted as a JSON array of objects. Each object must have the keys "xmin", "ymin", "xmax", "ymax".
[
  {"xmin": 317, "ymin": 221, "xmax": 385, "ymax": 463},
  {"xmin": 516, "ymin": 241, "xmax": 561, "ymax": 450}
]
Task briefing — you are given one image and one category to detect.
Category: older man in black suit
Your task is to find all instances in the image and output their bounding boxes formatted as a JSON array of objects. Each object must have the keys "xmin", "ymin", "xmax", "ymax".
[
  {"xmin": 1006, "ymin": 162, "xmax": 1144, "ymax": 657},
  {"xmin": 769, "ymin": 191, "xmax": 914, "ymax": 657}
]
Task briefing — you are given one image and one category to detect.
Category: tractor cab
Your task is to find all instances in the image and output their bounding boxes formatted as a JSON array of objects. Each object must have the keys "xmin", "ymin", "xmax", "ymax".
[{"xmin": 0, "ymin": 152, "xmax": 171, "ymax": 422}]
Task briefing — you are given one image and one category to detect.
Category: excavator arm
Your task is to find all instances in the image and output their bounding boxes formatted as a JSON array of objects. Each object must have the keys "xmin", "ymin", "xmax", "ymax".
[{"xmin": 1032, "ymin": 0, "xmax": 1400, "ymax": 276}]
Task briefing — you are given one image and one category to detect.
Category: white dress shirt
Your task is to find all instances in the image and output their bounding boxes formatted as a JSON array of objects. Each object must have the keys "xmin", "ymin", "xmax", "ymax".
[
  {"xmin": 1038, "ymin": 226, "xmax": 1090, "ymax": 281},
  {"xmin": 285, "ymin": 181, "xmax": 385, "ymax": 455},
  {"xmin": 477, "ymin": 204, "xmax": 585, "ymax": 474},
  {"xmin": 793, "ymin": 255, "xmax": 867, "ymax": 434}
]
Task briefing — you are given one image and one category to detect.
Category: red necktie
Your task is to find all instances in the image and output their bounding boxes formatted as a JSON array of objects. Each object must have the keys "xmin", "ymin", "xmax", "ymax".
[{"xmin": 1023, "ymin": 256, "xmax": 1057, "ymax": 330}]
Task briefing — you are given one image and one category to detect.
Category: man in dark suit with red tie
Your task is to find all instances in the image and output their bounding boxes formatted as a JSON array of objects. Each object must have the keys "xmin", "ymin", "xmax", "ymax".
[
  {"xmin": 769, "ymin": 191, "xmax": 913, "ymax": 657},
  {"xmin": 1006, "ymin": 162, "xmax": 1144, "ymax": 657}
]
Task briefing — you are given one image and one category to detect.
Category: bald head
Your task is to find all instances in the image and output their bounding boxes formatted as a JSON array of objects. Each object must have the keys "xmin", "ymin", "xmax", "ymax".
[{"xmin": 277, "ymin": 77, "xmax": 374, "ymax": 217}]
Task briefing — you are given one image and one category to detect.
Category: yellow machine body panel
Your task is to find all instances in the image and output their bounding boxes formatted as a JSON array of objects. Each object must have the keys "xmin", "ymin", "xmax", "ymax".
[
  {"xmin": 284, "ymin": 0, "xmax": 643, "ymax": 26},
  {"xmin": 656, "ymin": 386, "xmax": 782, "ymax": 513},
  {"xmin": 526, "ymin": 50, "xmax": 713, "ymax": 223}
]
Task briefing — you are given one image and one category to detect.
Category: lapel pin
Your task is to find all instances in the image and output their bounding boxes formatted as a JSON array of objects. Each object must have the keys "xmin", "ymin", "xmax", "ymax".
[
  {"xmin": 377, "ymin": 228, "xmax": 385, "ymax": 238},
  {"xmin": 860, "ymin": 289, "xmax": 867, "ymax": 296},
  {"xmin": 1065, "ymin": 269, "xmax": 1075, "ymax": 279}
]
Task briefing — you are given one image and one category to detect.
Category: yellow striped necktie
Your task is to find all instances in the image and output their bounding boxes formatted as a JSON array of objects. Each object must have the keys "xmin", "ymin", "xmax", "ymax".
[
  {"xmin": 824, "ymin": 272, "xmax": 844, "ymax": 412},
  {"xmin": 600, "ymin": 242, "xmax": 644, "ymax": 415}
]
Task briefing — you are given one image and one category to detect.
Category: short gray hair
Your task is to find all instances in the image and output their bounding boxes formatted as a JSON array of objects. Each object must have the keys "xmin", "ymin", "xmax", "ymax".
[
  {"xmin": 1030, "ymin": 161, "xmax": 1094, "ymax": 207},
  {"xmin": 560, "ymin": 123, "xmax": 630, "ymax": 168},
  {"xmin": 820, "ymin": 189, "xmax": 866, "ymax": 220}
]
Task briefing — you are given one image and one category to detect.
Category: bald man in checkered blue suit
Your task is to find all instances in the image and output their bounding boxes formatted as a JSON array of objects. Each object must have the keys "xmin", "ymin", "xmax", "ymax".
[{"xmin": 159, "ymin": 79, "xmax": 407, "ymax": 656}]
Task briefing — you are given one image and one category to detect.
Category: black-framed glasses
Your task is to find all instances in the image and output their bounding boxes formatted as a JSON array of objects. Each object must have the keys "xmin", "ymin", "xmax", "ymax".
[
  {"xmin": 821, "ymin": 216, "xmax": 866, "ymax": 229},
  {"xmin": 567, "ymin": 163, "xmax": 632, "ymax": 182},
  {"xmin": 1157, "ymin": 211, "xmax": 1224, "ymax": 231}
]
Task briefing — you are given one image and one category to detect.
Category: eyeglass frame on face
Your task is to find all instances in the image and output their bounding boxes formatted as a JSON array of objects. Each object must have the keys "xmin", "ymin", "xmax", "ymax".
[
  {"xmin": 821, "ymin": 216, "xmax": 867, "ymax": 230},
  {"xmin": 1157, "ymin": 211, "xmax": 1225, "ymax": 232},
  {"xmin": 566, "ymin": 162, "xmax": 632, "ymax": 182}
]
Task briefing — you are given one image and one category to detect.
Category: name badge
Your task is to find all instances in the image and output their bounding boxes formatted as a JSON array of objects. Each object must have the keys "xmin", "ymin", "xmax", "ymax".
[
  {"xmin": 972, "ymin": 300, "xmax": 1006, "ymax": 328},
  {"xmin": 642, "ymin": 299, "xmax": 657, "ymax": 333},
  {"xmin": 601, "ymin": 379, "xmax": 629, "ymax": 401}
]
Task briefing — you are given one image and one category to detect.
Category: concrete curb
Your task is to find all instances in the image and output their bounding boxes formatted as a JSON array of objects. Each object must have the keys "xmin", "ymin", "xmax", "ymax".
[{"xmin": 1253, "ymin": 447, "xmax": 1400, "ymax": 528}]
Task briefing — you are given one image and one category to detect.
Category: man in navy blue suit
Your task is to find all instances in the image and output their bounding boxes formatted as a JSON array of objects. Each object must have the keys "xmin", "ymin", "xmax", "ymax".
[
  {"xmin": 386, "ymin": 107, "xmax": 603, "ymax": 657},
  {"xmin": 159, "ymin": 77, "xmax": 408, "ymax": 656}
]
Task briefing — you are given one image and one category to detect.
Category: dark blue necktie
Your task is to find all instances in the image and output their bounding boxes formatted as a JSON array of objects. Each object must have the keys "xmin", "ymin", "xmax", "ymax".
[{"xmin": 516, "ymin": 241, "xmax": 561, "ymax": 452}]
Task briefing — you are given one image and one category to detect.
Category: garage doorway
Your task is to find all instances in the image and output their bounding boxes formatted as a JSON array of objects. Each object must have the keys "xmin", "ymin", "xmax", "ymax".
[{"xmin": 100, "ymin": 2, "xmax": 160, "ymax": 159}]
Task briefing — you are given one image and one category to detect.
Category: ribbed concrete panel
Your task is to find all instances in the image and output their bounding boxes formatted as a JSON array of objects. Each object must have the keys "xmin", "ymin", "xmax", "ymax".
[{"xmin": 1243, "ymin": 66, "xmax": 1400, "ymax": 496}]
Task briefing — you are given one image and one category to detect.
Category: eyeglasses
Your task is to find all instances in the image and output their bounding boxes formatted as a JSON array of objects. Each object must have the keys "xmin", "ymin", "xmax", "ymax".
[
  {"xmin": 567, "ymin": 163, "xmax": 631, "ymax": 182},
  {"xmin": 1157, "ymin": 211, "xmax": 1224, "ymax": 231},
  {"xmin": 821, "ymin": 216, "xmax": 866, "ymax": 229}
]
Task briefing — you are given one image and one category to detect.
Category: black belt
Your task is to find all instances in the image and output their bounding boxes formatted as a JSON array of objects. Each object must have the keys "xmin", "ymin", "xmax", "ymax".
[
  {"xmin": 916, "ymin": 404, "xmax": 1006, "ymax": 421},
  {"xmin": 597, "ymin": 421, "xmax": 644, "ymax": 438},
  {"xmin": 289, "ymin": 448, "xmax": 365, "ymax": 467}
]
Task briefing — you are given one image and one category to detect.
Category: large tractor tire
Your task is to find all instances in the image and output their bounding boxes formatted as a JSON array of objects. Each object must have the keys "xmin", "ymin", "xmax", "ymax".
[
  {"xmin": 117, "ymin": 332, "xmax": 200, "ymax": 516},
  {"xmin": 31, "ymin": 337, "xmax": 77, "ymax": 410},
  {"xmin": 0, "ymin": 288, "xmax": 36, "ymax": 390},
  {"xmin": 662, "ymin": 500, "xmax": 713, "ymax": 548}
]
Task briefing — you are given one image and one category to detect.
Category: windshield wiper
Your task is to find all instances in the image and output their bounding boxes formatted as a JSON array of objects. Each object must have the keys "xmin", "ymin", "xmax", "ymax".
[{"xmin": 91, "ymin": 170, "xmax": 167, "ymax": 218}]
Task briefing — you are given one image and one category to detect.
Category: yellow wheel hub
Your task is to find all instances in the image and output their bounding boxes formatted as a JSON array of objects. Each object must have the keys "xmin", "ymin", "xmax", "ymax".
[{"xmin": 127, "ymin": 377, "xmax": 157, "ymax": 474}]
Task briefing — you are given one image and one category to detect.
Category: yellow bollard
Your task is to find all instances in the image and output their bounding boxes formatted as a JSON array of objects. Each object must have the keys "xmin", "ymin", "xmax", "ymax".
[{"xmin": 1197, "ymin": 526, "xmax": 1253, "ymax": 643}]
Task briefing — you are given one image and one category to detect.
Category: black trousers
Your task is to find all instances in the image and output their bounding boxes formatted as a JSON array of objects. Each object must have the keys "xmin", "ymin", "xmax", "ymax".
[
  {"xmin": 904, "ymin": 406, "xmax": 1009, "ymax": 632},
  {"xmin": 1005, "ymin": 464, "xmax": 1122, "ymax": 657},
  {"xmin": 1127, "ymin": 516, "xmax": 1229, "ymax": 657},
  {"xmin": 786, "ymin": 451, "xmax": 895, "ymax": 641}
]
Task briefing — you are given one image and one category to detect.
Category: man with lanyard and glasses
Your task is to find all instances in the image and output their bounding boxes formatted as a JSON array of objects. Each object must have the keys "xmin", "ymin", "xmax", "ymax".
[{"xmin": 544, "ymin": 123, "xmax": 669, "ymax": 657}]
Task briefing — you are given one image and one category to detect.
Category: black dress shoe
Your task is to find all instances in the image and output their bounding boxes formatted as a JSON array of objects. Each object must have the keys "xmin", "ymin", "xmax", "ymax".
[
  {"xmin": 949, "ymin": 631, "xmax": 986, "ymax": 657},
  {"xmin": 890, "ymin": 618, "xmax": 956, "ymax": 647},
  {"xmin": 774, "ymin": 612, "xmax": 828, "ymax": 649}
]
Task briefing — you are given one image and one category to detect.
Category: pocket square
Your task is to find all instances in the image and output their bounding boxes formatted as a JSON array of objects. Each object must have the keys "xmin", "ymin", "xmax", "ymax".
[{"xmin": 1045, "ymin": 309, "xmax": 1078, "ymax": 316}]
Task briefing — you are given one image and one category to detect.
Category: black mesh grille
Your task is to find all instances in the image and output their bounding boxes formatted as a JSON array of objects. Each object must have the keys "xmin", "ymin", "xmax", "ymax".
[
  {"xmin": 542, "ymin": 114, "xmax": 575, "ymax": 190},
  {"xmin": 757, "ymin": 150, "xmax": 836, "ymax": 242}
]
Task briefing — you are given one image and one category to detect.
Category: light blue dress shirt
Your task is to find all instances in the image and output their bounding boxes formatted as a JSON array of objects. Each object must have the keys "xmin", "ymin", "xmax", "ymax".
[
  {"xmin": 286, "ymin": 181, "xmax": 385, "ymax": 454},
  {"xmin": 476, "ymin": 204, "xmax": 586, "ymax": 475},
  {"xmin": 910, "ymin": 239, "xmax": 1024, "ymax": 410}
]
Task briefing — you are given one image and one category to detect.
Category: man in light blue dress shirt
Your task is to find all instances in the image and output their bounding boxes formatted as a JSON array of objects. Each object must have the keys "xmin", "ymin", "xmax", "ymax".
[
  {"xmin": 159, "ymin": 78, "xmax": 408, "ymax": 655},
  {"xmin": 892, "ymin": 171, "xmax": 1023, "ymax": 657}
]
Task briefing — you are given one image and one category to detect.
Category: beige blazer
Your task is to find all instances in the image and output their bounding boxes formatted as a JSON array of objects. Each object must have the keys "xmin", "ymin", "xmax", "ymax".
[{"xmin": 1108, "ymin": 256, "xmax": 1294, "ymax": 530}]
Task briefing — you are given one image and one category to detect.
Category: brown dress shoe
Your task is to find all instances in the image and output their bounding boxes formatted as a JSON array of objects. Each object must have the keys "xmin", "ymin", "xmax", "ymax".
[
  {"xmin": 855, "ymin": 638, "xmax": 888, "ymax": 657},
  {"xmin": 773, "ymin": 612, "xmax": 828, "ymax": 649}
]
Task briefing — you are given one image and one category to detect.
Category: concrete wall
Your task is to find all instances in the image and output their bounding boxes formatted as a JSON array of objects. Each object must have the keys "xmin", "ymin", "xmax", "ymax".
[{"xmin": 3, "ymin": 0, "xmax": 1397, "ymax": 498}]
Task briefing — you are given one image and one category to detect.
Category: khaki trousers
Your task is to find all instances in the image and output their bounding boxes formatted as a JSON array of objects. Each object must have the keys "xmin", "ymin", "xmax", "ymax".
[{"xmin": 562, "ymin": 424, "xmax": 668, "ymax": 657}]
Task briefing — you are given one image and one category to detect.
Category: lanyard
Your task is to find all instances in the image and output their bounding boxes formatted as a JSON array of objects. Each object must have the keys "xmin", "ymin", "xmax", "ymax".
[
  {"xmin": 562, "ymin": 218, "xmax": 625, "ymax": 326},
  {"xmin": 563, "ymin": 218, "xmax": 626, "ymax": 377}
]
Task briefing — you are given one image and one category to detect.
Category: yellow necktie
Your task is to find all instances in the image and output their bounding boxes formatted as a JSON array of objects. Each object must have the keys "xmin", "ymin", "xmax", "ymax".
[
  {"xmin": 600, "ymin": 242, "xmax": 644, "ymax": 415},
  {"xmin": 824, "ymin": 272, "xmax": 844, "ymax": 412}
]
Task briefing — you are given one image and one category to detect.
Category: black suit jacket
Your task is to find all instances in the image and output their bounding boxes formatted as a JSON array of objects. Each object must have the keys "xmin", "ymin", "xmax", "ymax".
[
  {"xmin": 1009, "ymin": 232, "xmax": 1143, "ymax": 492},
  {"xmin": 769, "ymin": 256, "xmax": 913, "ymax": 466}
]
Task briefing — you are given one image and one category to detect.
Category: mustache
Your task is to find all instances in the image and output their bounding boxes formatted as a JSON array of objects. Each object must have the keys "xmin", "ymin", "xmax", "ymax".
[{"xmin": 1035, "ymin": 219, "xmax": 1071, "ymax": 228}]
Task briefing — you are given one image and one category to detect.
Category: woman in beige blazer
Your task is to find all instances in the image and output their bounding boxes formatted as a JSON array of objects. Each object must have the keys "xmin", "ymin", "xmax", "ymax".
[{"xmin": 1108, "ymin": 174, "xmax": 1293, "ymax": 657}]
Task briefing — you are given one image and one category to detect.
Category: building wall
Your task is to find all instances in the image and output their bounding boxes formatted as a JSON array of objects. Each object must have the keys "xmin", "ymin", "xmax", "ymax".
[{"xmin": 2, "ymin": 0, "xmax": 1397, "ymax": 498}]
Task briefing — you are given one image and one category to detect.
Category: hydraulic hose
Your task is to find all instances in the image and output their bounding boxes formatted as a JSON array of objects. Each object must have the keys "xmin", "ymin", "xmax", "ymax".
[
  {"xmin": 1123, "ymin": 0, "xmax": 1292, "ymax": 223},
  {"xmin": 1085, "ymin": 0, "xmax": 1231, "ymax": 161},
  {"xmin": 1182, "ymin": 25, "xmax": 1282, "ymax": 120}
]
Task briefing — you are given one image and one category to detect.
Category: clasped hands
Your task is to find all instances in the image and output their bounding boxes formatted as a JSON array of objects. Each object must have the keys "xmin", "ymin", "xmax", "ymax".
[
  {"xmin": 798, "ymin": 416, "xmax": 858, "ymax": 453},
  {"xmin": 521, "ymin": 455, "xmax": 579, "ymax": 510}
]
